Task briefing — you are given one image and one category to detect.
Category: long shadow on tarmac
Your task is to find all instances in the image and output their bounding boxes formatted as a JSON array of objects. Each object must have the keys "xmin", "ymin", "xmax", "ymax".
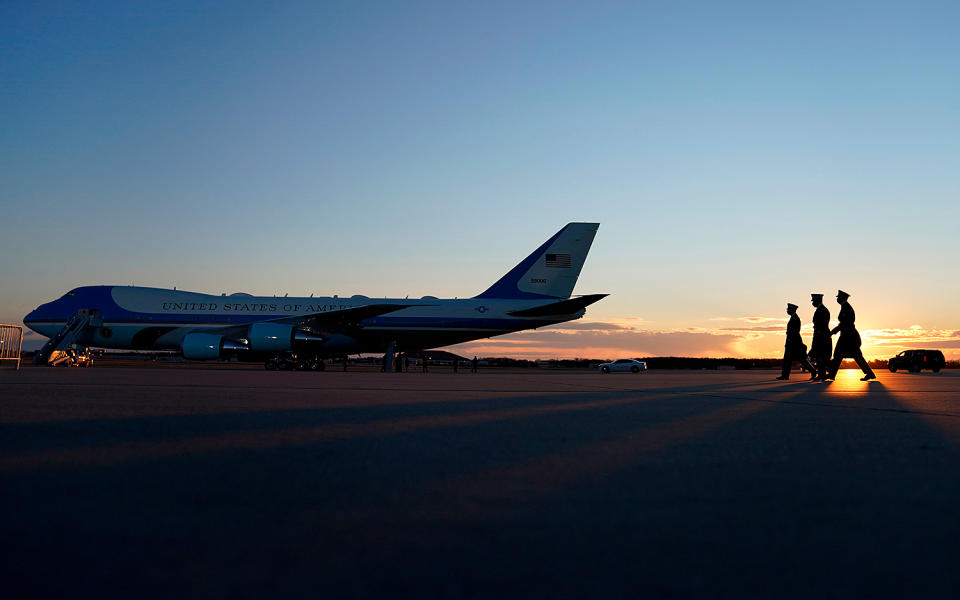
[{"xmin": 3, "ymin": 372, "xmax": 960, "ymax": 597}]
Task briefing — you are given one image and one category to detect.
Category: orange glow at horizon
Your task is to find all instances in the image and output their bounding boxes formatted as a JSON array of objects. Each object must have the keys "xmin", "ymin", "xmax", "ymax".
[{"xmin": 447, "ymin": 319, "xmax": 960, "ymax": 361}]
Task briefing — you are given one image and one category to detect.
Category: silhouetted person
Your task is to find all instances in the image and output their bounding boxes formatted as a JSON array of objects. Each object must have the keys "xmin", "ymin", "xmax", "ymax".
[
  {"xmin": 777, "ymin": 303, "xmax": 816, "ymax": 380},
  {"xmin": 453, "ymin": 358, "xmax": 458, "ymax": 373},
  {"xmin": 422, "ymin": 354, "xmax": 428, "ymax": 373},
  {"xmin": 471, "ymin": 356, "xmax": 478, "ymax": 373},
  {"xmin": 826, "ymin": 290, "xmax": 876, "ymax": 381},
  {"xmin": 809, "ymin": 293, "xmax": 832, "ymax": 381}
]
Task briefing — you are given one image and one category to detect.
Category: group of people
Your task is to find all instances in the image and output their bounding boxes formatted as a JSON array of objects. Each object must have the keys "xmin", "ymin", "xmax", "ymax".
[{"xmin": 778, "ymin": 290, "xmax": 876, "ymax": 382}]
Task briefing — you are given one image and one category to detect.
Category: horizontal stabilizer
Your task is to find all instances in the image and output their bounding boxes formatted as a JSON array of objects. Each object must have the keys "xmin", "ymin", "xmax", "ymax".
[{"xmin": 507, "ymin": 294, "xmax": 608, "ymax": 317}]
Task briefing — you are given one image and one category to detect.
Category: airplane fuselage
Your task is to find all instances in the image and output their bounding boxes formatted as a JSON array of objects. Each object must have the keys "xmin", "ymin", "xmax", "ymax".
[
  {"xmin": 24, "ymin": 285, "xmax": 583, "ymax": 355},
  {"xmin": 25, "ymin": 222, "xmax": 605, "ymax": 364}
]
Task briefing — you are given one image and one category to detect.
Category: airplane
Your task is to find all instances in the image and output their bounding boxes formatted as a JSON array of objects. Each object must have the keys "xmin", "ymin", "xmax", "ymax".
[{"xmin": 24, "ymin": 222, "xmax": 606, "ymax": 370}]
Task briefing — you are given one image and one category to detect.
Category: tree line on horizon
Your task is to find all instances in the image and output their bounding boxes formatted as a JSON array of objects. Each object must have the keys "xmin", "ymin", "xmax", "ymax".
[{"xmin": 483, "ymin": 356, "xmax": 960, "ymax": 370}]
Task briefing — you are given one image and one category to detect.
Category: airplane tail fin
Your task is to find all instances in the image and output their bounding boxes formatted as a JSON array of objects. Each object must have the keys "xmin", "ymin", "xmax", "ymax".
[{"xmin": 475, "ymin": 223, "xmax": 599, "ymax": 300}]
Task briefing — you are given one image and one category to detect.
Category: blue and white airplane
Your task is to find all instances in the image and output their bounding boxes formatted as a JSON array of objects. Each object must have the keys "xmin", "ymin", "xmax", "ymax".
[{"xmin": 24, "ymin": 223, "xmax": 605, "ymax": 369}]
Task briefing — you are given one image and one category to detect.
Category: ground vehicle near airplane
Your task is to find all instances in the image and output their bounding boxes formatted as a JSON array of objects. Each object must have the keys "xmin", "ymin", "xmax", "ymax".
[
  {"xmin": 598, "ymin": 359, "xmax": 647, "ymax": 373},
  {"xmin": 25, "ymin": 223, "xmax": 606, "ymax": 370},
  {"xmin": 887, "ymin": 349, "xmax": 945, "ymax": 373}
]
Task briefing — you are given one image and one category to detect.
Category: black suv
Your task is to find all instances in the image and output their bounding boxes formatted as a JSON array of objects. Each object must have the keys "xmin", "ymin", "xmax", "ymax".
[{"xmin": 887, "ymin": 349, "xmax": 945, "ymax": 373}]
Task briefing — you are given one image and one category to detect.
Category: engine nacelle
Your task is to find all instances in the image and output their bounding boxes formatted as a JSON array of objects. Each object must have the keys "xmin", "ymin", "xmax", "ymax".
[
  {"xmin": 247, "ymin": 322, "xmax": 327, "ymax": 352},
  {"xmin": 247, "ymin": 323, "xmax": 295, "ymax": 352},
  {"xmin": 181, "ymin": 333, "xmax": 235, "ymax": 360},
  {"xmin": 182, "ymin": 333, "xmax": 248, "ymax": 359},
  {"xmin": 182, "ymin": 333, "xmax": 223, "ymax": 359},
  {"xmin": 246, "ymin": 323, "xmax": 361, "ymax": 354}
]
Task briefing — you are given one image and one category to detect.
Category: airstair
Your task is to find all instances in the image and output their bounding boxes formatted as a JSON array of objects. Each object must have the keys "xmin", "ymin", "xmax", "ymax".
[{"xmin": 34, "ymin": 309, "xmax": 101, "ymax": 366}]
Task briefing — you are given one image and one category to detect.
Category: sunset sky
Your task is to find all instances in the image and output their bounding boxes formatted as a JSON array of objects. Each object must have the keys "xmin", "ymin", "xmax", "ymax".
[{"xmin": 3, "ymin": 1, "xmax": 958, "ymax": 359}]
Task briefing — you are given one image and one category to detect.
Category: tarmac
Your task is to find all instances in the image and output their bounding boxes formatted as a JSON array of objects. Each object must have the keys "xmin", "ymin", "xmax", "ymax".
[{"xmin": 2, "ymin": 365, "xmax": 959, "ymax": 598}]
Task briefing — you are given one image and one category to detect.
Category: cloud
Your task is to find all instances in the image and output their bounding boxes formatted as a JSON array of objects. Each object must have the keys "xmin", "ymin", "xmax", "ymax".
[
  {"xmin": 709, "ymin": 316, "xmax": 786, "ymax": 324},
  {"xmin": 549, "ymin": 321, "xmax": 628, "ymax": 331},
  {"xmin": 864, "ymin": 327, "xmax": 960, "ymax": 343},
  {"xmin": 449, "ymin": 322, "xmax": 745, "ymax": 359},
  {"xmin": 449, "ymin": 319, "xmax": 960, "ymax": 361},
  {"xmin": 861, "ymin": 327, "xmax": 960, "ymax": 358}
]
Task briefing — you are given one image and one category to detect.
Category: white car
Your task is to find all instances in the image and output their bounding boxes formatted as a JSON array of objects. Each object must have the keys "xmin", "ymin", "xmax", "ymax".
[{"xmin": 598, "ymin": 359, "xmax": 647, "ymax": 373}]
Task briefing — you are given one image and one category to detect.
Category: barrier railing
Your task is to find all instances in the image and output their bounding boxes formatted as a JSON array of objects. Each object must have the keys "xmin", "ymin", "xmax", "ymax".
[{"xmin": 0, "ymin": 324, "xmax": 23, "ymax": 370}]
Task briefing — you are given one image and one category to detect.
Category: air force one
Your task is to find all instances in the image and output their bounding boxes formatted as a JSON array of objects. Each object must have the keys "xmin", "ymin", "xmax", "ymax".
[{"xmin": 25, "ymin": 223, "xmax": 605, "ymax": 369}]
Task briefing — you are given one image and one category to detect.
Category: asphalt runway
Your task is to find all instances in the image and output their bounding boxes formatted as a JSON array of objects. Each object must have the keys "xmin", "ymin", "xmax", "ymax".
[{"xmin": 2, "ymin": 366, "xmax": 959, "ymax": 598}]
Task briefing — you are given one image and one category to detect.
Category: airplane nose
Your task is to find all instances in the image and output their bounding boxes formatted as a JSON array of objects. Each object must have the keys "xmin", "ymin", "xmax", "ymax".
[{"xmin": 23, "ymin": 301, "xmax": 55, "ymax": 328}]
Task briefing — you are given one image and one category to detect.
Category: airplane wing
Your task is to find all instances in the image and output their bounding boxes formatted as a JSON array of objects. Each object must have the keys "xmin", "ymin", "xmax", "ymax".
[
  {"xmin": 506, "ymin": 294, "xmax": 608, "ymax": 317},
  {"xmin": 206, "ymin": 303, "xmax": 415, "ymax": 338},
  {"xmin": 267, "ymin": 303, "xmax": 413, "ymax": 332}
]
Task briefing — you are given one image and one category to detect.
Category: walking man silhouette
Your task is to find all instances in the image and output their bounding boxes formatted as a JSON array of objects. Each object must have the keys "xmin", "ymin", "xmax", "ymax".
[
  {"xmin": 777, "ymin": 303, "xmax": 816, "ymax": 380},
  {"xmin": 826, "ymin": 290, "xmax": 876, "ymax": 381},
  {"xmin": 809, "ymin": 293, "xmax": 832, "ymax": 381}
]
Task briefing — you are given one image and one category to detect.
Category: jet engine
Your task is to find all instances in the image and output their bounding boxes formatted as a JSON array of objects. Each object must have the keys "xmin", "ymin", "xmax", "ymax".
[
  {"xmin": 181, "ymin": 333, "xmax": 249, "ymax": 360},
  {"xmin": 247, "ymin": 323, "xmax": 326, "ymax": 352},
  {"xmin": 181, "ymin": 325, "xmax": 360, "ymax": 359},
  {"xmin": 246, "ymin": 323, "xmax": 359, "ymax": 353}
]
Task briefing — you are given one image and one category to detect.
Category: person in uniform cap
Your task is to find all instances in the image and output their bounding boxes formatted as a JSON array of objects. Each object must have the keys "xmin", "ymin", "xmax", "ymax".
[
  {"xmin": 826, "ymin": 290, "xmax": 876, "ymax": 381},
  {"xmin": 776, "ymin": 303, "xmax": 816, "ymax": 380},
  {"xmin": 809, "ymin": 293, "xmax": 832, "ymax": 381}
]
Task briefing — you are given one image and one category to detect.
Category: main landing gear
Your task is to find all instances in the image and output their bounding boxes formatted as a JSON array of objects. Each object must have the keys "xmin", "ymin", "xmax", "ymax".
[{"xmin": 264, "ymin": 353, "xmax": 326, "ymax": 371}]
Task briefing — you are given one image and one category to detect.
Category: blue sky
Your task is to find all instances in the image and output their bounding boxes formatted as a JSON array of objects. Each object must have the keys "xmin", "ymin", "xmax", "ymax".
[{"xmin": 3, "ymin": 1, "xmax": 959, "ymax": 357}]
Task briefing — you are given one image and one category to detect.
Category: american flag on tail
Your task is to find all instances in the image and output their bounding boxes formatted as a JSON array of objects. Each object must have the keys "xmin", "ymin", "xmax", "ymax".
[{"xmin": 545, "ymin": 253, "xmax": 571, "ymax": 268}]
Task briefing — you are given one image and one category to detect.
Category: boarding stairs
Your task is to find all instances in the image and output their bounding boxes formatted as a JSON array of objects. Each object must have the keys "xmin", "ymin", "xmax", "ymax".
[{"xmin": 34, "ymin": 309, "xmax": 101, "ymax": 366}]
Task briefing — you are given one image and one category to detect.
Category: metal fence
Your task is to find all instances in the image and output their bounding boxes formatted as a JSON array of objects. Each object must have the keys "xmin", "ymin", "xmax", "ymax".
[{"xmin": 0, "ymin": 324, "xmax": 23, "ymax": 370}]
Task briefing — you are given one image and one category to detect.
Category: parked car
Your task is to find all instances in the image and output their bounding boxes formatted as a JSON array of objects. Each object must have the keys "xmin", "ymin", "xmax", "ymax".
[
  {"xmin": 598, "ymin": 359, "xmax": 647, "ymax": 373},
  {"xmin": 887, "ymin": 349, "xmax": 945, "ymax": 373}
]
